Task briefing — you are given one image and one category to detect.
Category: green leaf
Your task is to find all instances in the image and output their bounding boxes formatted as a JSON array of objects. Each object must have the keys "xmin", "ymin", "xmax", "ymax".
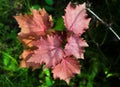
[
  {"xmin": 45, "ymin": 77, "xmax": 53, "ymax": 86},
  {"xmin": 31, "ymin": 5, "xmax": 41, "ymax": 10},
  {"xmin": 53, "ymin": 17, "xmax": 65, "ymax": 31},
  {"xmin": 45, "ymin": 0, "xmax": 54, "ymax": 5},
  {"xmin": 44, "ymin": 68, "xmax": 50, "ymax": 76}
]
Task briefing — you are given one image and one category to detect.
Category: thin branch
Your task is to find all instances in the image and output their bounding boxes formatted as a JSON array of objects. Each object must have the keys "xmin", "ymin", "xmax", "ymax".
[
  {"xmin": 87, "ymin": 8, "xmax": 120, "ymax": 40},
  {"xmin": 108, "ymin": 27, "xmax": 120, "ymax": 40}
]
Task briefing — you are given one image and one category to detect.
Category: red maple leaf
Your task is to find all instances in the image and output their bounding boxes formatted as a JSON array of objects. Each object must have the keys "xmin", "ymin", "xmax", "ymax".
[
  {"xmin": 26, "ymin": 35, "xmax": 64, "ymax": 68},
  {"xmin": 14, "ymin": 8, "xmax": 53, "ymax": 35},
  {"xmin": 64, "ymin": 35, "xmax": 88, "ymax": 59},
  {"xmin": 14, "ymin": 9, "xmax": 53, "ymax": 47},
  {"xmin": 63, "ymin": 2, "xmax": 91, "ymax": 35},
  {"xmin": 52, "ymin": 56, "xmax": 80, "ymax": 84}
]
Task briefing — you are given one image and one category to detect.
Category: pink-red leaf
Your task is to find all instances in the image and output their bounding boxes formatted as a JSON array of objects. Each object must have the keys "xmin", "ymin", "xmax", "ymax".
[
  {"xmin": 52, "ymin": 56, "xmax": 80, "ymax": 84},
  {"xmin": 63, "ymin": 2, "xmax": 91, "ymax": 35},
  {"xmin": 27, "ymin": 35, "xmax": 64, "ymax": 68},
  {"xmin": 14, "ymin": 9, "xmax": 53, "ymax": 47},
  {"xmin": 14, "ymin": 9, "xmax": 53, "ymax": 35},
  {"xmin": 65, "ymin": 35, "xmax": 88, "ymax": 59}
]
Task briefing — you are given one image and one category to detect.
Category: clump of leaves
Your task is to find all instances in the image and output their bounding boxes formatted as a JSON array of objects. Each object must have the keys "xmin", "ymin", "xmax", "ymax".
[{"xmin": 14, "ymin": 2, "xmax": 91, "ymax": 84}]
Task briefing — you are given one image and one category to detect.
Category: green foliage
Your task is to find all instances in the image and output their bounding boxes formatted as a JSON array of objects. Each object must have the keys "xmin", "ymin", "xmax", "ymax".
[
  {"xmin": 45, "ymin": 0, "xmax": 54, "ymax": 5},
  {"xmin": 0, "ymin": 0, "xmax": 120, "ymax": 87},
  {"xmin": 32, "ymin": 5, "xmax": 41, "ymax": 10},
  {"xmin": 53, "ymin": 17, "xmax": 65, "ymax": 31}
]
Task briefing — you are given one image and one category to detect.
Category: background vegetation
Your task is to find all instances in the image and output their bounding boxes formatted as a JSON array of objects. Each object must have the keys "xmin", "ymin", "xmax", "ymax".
[{"xmin": 0, "ymin": 0, "xmax": 120, "ymax": 87}]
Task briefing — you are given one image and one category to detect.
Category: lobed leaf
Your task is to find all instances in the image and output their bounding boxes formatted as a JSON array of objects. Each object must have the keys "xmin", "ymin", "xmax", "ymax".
[
  {"xmin": 14, "ymin": 9, "xmax": 53, "ymax": 47},
  {"xmin": 65, "ymin": 35, "xmax": 88, "ymax": 59},
  {"xmin": 26, "ymin": 35, "xmax": 64, "ymax": 68},
  {"xmin": 14, "ymin": 9, "xmax": 53, "ymax": 35},
  {"xmin": 52, "ymin": 56, "xmax": 80, "ymax": 84},
  {"xmin": 63, "ymin": 2, "xmax": 91, "ymax": 35}
]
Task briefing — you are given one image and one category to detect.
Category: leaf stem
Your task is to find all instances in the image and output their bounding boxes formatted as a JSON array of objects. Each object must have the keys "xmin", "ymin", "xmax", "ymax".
[{"xmin": 87, "ymin": 8, "xmax": 120, "ymax": 40}]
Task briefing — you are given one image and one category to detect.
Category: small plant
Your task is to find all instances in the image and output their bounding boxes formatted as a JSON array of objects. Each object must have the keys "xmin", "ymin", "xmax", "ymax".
[{"xmin": 14, "ymin": 2, "xmax": 91, "ymax": 84}]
